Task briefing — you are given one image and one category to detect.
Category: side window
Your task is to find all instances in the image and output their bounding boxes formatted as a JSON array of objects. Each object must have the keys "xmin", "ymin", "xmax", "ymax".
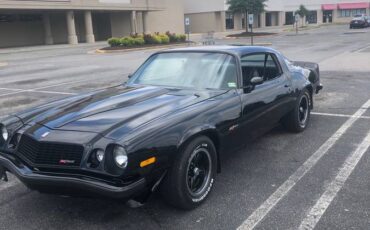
[
  {"xmin": 265, "ymin": 54, "xmax": 282, "ymax": 81},
  {"xmin": 241, "ymin": 54, "xmax": 265, "ymax": 86}
]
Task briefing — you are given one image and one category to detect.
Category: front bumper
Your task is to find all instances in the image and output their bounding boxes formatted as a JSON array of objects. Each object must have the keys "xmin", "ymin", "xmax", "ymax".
[{"xmin": 0, "ymin": 152, "xmax": 147, "ymax": 199}]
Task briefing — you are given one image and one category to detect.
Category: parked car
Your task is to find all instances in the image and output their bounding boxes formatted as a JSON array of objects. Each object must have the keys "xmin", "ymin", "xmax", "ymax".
[
  {"xmin": 0, "ymin": 46, "xmax": 322, "ymax": 210},
  {"xmin": 350, "ymin": 14, "xmax": 369, "ymax": 29}
]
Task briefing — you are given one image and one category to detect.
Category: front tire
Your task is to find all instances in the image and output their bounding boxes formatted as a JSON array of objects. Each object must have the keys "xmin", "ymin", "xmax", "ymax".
[
  {"xmin": 160, "ymin": 136, "xmax": 217, "ymax": 210},
  {"xmin": 282, "ymin": 89, "xmax": 311, "ymax": 132}
]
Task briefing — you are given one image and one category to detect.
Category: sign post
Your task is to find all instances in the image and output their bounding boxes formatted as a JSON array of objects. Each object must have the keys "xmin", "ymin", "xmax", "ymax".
[
  {"xmin": 185, "ymin": 17, "xmax": 190, "ymax": 43},
  {"xmin": 295, "ymin": 14, "xmax": 300, "ymax": 35},
  {"xmin": 248, "ymin": 14, "xmax": 254, "ymax": 46}
]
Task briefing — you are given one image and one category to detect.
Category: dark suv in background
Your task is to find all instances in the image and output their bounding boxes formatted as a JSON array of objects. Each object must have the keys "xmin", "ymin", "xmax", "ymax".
[{"xmin": 350, "ymin": 14, "xmax": 369, "ymax": 29}]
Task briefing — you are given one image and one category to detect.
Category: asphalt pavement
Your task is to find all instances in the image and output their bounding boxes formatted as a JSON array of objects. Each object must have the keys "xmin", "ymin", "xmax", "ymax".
[{"xmin": 0, "ymin": 25, "xmax": 370, "ymax": 230}]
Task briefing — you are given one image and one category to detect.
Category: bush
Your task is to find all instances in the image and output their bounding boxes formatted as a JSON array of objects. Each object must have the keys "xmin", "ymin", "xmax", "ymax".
[
  {"xmin": 159, "ymin": 34, "xmax": 170, "ymax": 44},
  {"xmin": 166, "ymin": 31, "xmax": 178, "ymax": 43},
  {"xmin": 133, "ymin": 37, "xmax": 145, "ymax": 46},
  {"xmin": 108, "ymin": 37, "xmax": 121, "ymax": 47},
  {"xmin": 177, "ymin": 34, "xmax": 187, "ymax": 42},
  {"xmin": 120, "ymin": 37, "xmax": 135, "ymax": 47}
]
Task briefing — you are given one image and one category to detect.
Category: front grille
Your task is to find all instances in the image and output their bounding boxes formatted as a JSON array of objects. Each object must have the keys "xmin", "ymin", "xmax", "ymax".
[{"xmin": 17, "ymin": 135, "xmax": 84, "ymax": 167}]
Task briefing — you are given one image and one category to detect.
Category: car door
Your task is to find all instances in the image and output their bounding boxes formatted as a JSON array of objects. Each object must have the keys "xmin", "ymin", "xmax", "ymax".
[{"xmin": 238, "ymin": 52, "xmax": 293, "ymax": 140}]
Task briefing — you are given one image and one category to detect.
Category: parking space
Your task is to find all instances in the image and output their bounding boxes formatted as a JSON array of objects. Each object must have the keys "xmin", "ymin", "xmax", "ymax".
[{"xmin": 0, "ymin": 25, "xmax": 370, "ymax": 229}]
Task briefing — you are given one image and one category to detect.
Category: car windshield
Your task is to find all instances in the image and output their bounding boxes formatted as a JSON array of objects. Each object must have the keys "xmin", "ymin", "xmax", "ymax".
[{"xmin": 128, "ymin": 52, "xmax": 238, "ymax": 90}]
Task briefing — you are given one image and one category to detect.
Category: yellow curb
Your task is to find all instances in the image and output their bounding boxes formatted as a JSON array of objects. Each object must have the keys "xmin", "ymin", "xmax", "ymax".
[
  {"xmin": 93, "ymin": 43, "xmax": 196, "ymax": 54},
  {"xmin": 0, "ymin": 62, "xmax": 8, "ymax": 67}
]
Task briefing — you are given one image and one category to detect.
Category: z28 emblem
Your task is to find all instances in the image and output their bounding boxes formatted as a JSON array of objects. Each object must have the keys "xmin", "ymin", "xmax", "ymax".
[{"xmin": 59, "ymin": 160, "xmax": 76, "ymax": 164}]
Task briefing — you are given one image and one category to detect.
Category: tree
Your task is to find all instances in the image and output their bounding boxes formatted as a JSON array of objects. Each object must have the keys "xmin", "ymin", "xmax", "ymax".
[
  {"xmin": 295, "ymin": 4, "xmax": 309, "ymax": 27},
  {"xmin": 227, "ymin": 0, "xmax": 267, "ymax": 32}
]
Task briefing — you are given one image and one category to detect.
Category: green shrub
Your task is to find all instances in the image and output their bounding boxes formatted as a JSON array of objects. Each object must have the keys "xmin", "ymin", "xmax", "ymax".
[
  {"xmin": 166, "ymin": 31, "xmax": 177, "ymax": 43},
  {"xmin": 120, "ymin": 37, "xmax": 135, "ymax": 47},
  {"xmin": 133, "ymin": 37, "xmax": 145, "ymax": 46},
  {"xmin": 159, "ymin": 34, "xmax": 170, "ymax": 44},
  {"xmin": 177, "ymin": 34, "xmax": 187, "ymax": 42},
  {"xmin": 108, "ymin": 37, "xmax": 121, "ymax": 47}
]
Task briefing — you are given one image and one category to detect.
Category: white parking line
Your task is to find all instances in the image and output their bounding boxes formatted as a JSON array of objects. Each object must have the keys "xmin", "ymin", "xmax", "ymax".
[
  {"xmin": 312, "ymin": 112, "xmax": 370, "ymax": 119},
  {"xmin": 0, "ymin": 79, "xmax": 90, "ymax": 97},
  {"xmin": 299, "ymin": 130, "xmax": 370, "ymax": 230},
  {"xmin": 237, "ymin": 99, "xmax": 370, "ymax": 230}
]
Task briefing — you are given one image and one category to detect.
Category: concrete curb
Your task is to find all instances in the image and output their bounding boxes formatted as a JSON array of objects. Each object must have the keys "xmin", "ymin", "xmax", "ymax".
[
  {"xmin": 0, "ymin": 62, "xmax": 8, "ymax": 67},
  {"xmin": 94, "ymin": 43, "xmax": 196, "ymax": 54}
]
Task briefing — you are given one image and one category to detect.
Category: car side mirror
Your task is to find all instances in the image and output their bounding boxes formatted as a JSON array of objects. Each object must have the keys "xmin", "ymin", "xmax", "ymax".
[
  {"xmin": 128, "ymin": 73, "xmax": 133, "ymax": 79},
  {"xmin": 250, "ymin": 76, "xmax": 264, "ymax": 85}
]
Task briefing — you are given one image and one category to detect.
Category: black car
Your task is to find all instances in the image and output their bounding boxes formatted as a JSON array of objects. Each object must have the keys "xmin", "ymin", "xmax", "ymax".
[
  {"xmin": 350, "ymin": 15, "xmax": 369, "ymax": 28},
  {"xmin": 0, "ymin": 46, "xmax": 322, "ymax": 210}
]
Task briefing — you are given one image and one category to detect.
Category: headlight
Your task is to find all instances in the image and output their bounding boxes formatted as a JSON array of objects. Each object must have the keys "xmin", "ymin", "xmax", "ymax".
[
  {"xmin": 1, "ymin": 125, "xmax": 8, "ymax": 142},
  {"xmin": 96, "ymin": 149, "xmax": 105, "ymax": 162},
  {"xmin": 113, "ymin": 146, "xmax": 128, "ymax": 168}
]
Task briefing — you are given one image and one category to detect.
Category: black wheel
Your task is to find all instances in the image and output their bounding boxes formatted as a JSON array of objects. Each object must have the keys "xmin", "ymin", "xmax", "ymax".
[
  {"xmin": 282, "ymin": 89, "xmax": 311, "ymax": 132},
  {"xmin": 160, "ymin": 136, "xmax": 217, "ymax": 210}
]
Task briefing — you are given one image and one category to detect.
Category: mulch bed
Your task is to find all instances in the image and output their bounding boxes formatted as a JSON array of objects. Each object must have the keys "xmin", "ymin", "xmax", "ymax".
[{"xmin": 227, "ymin": 32, "xmax": 277, "ymax": 38}]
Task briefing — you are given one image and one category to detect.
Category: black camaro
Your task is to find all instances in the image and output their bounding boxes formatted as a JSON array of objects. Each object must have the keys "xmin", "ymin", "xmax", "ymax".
[{"xmin": 0, "ymin": 46, "xmax": 322, "ymax": 210}]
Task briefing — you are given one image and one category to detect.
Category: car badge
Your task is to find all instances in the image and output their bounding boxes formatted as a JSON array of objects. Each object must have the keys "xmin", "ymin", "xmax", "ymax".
[{"xmin": 41, "ymin": 132, "xmax": 50, "ymax": 138}]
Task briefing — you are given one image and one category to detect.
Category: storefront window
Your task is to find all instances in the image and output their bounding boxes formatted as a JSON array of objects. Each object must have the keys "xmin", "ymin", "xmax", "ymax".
[
  {"xmin": 307, "ymin": 11, "xmax": 317, "ymax": 24},
  {"xmin": 226, "ymin": 12, "xmax": 234, "ymax": 30},
  {"xmin": 339, "ymin": 9, "xmax": 366, "ymax": 17}
]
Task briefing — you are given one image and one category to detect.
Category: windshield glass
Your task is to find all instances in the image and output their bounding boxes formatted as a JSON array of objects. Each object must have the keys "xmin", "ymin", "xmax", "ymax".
[{"xmin": 129, "ymin": 52, "xmax": 238, "ymax": 90}]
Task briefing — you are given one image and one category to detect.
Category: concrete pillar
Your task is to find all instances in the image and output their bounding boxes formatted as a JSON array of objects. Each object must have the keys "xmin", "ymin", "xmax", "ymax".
[
  {"xmin": 131, "ymin": 11, "xmax": 138, "ymax": 34},
  {"xmin": 218, "ymin": 11, "xmax": 226, "ymax": 32},
  {"xmin": 234, "ymin": 12, "xmax": 243, "ymax": 30},
  {"xmin": 260, "ymin": 12, "xmax": 266, "ymax": 28},
  {"xmin": 317, "ymin": 10, "xmax": 323, "ymax": 24},
  {"xmin": 279, "ymin": 11, "xmax": 285, "ymax": 26},
  {"xmin": 142, "ymin": 11, "xmax": 149, "ymax": 34},
  {"xmin": 84, "ymin": 11, "xmax": 95, "ymax": 43},
  {"xmin": 66, "ymin": 11, "xmax": 78, "ymax": 45},
  {"xmin": 332, "ymin": 9, "xmax": 338, "ymax": 23},
  {"xmin": 43, "ymin": 13, "xmax": 53, "ymax": 45}
]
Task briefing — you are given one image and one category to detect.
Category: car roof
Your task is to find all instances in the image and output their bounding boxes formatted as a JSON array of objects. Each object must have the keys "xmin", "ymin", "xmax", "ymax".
[{"xmin": 159, "ymin": 45, "xmax": 278, "ymax": 57}]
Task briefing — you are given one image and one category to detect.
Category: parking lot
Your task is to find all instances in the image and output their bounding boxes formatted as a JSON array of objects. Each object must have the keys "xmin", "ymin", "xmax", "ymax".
[{"xmin": 0, "ymin": 24, "xmax": 370, "ymax": 230}]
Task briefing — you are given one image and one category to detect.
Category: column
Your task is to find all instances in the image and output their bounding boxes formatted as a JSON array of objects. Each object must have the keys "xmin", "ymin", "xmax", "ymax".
[
  {"xmin": 220, "ymin": 11, "xmax": 226, "ymax": 32},
  {"xmin": 142, "ymin": 11, "xmax": 149, "ymax": 34},
  {"xmin": 279, "ymin": 11, "xmax": 285, "ymax": 26},
  {"xmin": 317, "ymin": 10, "xmax": 323, "ymax": 24},
  {"xmin": 84, "ymin": 11, "xmax": 95, "ymax": 43},
  {"xmin": 260, "ymin": 12, "xmax": 266, "ymax": 28},
  {"xmin": 66, "ymin": 11, "xmax": 78, "ymax": 45},
  {"xmin": 131, "ymin": 11, "xmax": 137, "ymax": 34},
  {"xmin": 332, "ymin": 9, "xmax": 338, "ymax": 23},
  {"xmin": 43, "ymin": 13, "xmax": 53, "ymax": 45},
  {"xmin": 234, "ymin": 12, "xmax": 243, "ymax": 30}
]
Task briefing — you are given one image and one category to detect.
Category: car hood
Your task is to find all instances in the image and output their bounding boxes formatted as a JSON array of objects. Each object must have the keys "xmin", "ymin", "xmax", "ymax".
[{"xmin": 16, "ymin": 85, "xmax": 225, "ymax": 137}]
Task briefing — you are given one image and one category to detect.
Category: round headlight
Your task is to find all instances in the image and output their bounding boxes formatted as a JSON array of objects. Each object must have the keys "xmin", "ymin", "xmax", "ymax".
[
  {"xmin": 1, "ymin": 125, "xmax": 8, "ymax": 141},
  {"xmin": 113, "ymin": 146, "xmax": 128, "ymax": 168},
  {"xmin": 96, "ymin": 149, "xmax": 105, "ymax": 162}
]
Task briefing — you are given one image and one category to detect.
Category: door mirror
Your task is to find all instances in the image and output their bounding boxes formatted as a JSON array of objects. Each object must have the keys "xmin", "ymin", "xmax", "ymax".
[
  {"xmin": 128, "ymin": 73, "xmax": 133, "ymax": 79},
  {"xmin": 250, "ymin": 76, "xmax": 264, "ymax": 85}
]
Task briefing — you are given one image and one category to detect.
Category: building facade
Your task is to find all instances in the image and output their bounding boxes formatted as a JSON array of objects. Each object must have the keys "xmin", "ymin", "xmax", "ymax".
[
  {"xmin": 0, "ymin": 0, "xmax": 184, "ymax": 48},
  {"xmin": 184, "ymin": 0, "xmax": 370, "ymax": 33}
]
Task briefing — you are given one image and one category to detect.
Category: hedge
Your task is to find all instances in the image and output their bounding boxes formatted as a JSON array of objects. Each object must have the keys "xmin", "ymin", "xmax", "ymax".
[{"xmin": 107, "ymin": 32, "xmax": 187, "ymax": 47}]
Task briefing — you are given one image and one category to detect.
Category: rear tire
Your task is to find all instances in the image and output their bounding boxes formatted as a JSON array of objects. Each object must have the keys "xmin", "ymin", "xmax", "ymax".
[
  {"xmin": 160, "ymin": 136, "xmax": 217, "ymax": 210},
  {"xmin": 282, "ymin": 89, "xmax": 311, "ymax": 133}
]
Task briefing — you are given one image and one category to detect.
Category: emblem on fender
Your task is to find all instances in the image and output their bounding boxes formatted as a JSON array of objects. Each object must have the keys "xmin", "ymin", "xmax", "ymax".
[{"xmin": 41, "ymin": 132, "xmax": 50, "ymax": 138}]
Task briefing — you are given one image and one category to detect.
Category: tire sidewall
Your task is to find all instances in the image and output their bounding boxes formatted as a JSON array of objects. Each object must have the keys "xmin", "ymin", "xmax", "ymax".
[
  {"xmin": 178, "ymin": 137, "xmax": 217, "ymax": 208},
  {"xmin": 296, "ymin": 90, "xmax": 311, "ymax": 131}
]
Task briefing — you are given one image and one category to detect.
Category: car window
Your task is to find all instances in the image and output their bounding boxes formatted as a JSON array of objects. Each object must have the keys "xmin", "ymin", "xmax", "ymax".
[
  {"xmin": 265, "ymin": 54, "xmax": 282, "ymax": 81},
  {"xmin": 130, "ymin": 52, "xmax": 238, "ymax": 90},
  {"xmin": 241, "ymin": 54, "xmax": 265, "ymax": 86}
]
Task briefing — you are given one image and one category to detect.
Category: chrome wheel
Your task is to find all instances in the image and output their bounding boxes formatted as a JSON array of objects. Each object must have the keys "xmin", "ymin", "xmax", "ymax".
[
  {"xmin": 298, "ymin": 95, "xmax": 309, "ymax": 128},
  {"xmin": 186, "ymin": 147, "xmax": 212, "ymax": 197}
]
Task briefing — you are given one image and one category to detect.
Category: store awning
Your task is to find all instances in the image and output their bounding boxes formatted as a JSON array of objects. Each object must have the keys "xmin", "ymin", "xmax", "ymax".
[
  {"xmin": 338, "ymin": 2, "xmax": 370, "ymax": 10},
  {"xmin": 322, "ymin": 4, "xmax": 337, "ymax": 10}
]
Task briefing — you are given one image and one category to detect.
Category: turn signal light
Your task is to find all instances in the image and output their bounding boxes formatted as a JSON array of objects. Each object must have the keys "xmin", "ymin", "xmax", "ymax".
[{"xmin": 140, "ymin": 157, "xmax": 156, "ymax": 168}]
